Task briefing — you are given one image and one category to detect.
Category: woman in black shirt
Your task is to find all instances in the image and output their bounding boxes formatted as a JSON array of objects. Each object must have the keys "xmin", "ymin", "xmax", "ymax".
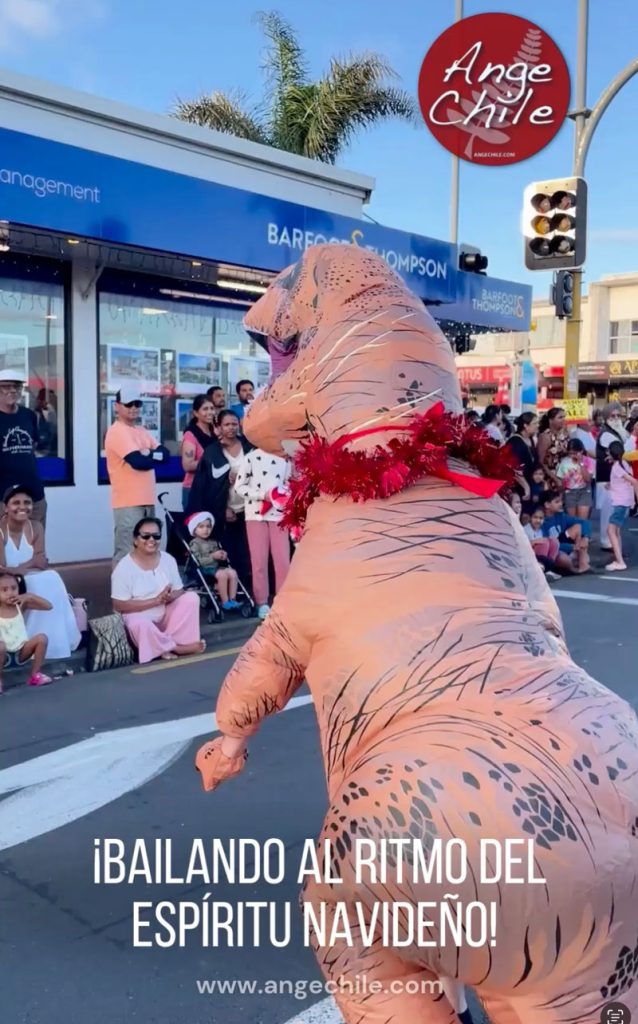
[{"xmin": 507, "ymin": 412, "xmax": 539, "ymax": 506}]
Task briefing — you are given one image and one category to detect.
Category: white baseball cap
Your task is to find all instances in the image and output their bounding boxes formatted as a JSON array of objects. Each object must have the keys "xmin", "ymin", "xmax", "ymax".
[
  {"xmin": 0, "ymin": 368, "xmax": 26, "ymax": 383},
  {"xmin": 116, "ymin": 383, "xmax": 143, "ymax": 405}
]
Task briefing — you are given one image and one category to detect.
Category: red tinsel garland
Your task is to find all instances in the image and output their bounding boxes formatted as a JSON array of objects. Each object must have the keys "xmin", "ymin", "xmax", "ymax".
[{"xmin": 281, "ymin": 402, "xmax": 519, "ymax": 531}]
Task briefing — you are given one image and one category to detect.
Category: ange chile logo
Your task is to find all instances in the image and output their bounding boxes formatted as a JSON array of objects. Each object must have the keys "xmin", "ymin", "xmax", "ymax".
[{"xmin": 417, "ymin": 12, "xmax": 571, "ymax": 166}]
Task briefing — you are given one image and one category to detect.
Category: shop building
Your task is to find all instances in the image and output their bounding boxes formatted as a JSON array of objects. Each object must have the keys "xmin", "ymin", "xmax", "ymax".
[
  {"xmin": 456, "ymin": 272, "xmax": 638, "ymax": 407},
  {"xmin": 0, "ymin": 69, "xmax": 531, "ymax": 562}
]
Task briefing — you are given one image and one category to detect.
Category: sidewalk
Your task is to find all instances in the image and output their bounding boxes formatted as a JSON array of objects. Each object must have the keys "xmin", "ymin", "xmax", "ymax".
[{"xmin": 2, "ymin": 558, "xmax": 258, "ymax": 692}]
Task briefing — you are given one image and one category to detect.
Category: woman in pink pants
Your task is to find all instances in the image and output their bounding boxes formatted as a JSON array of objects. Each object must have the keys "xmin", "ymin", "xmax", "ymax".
[
  {"xmin": 111, "ymin": 516, "xmax": 205, "ymax": 663},
  {"xmin": 235, "ymin": 449, "xmax": 291, "ymax": 620}
]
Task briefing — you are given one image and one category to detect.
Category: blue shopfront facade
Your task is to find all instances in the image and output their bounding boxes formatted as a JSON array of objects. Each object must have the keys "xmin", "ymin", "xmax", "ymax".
[
  {"xmin": 0, "ymin": 126, "xmax": 531, "ymax": 330},
  {"xmin": 0, "ymin": 119, "xmax": 532, "ymax": 561}
]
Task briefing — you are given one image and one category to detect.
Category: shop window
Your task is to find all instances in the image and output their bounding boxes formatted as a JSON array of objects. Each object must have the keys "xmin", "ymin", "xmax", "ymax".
[
  {"xmin": 96, "ymin": 272, "xmax": 270, "ymax": 483},
  {"xmin": 0, "ymin": 255, "xmax": 71, "ymax": 485},
  {"xmin": 609, "ymin": 319, "xmax": 638, "ymax": 355}
]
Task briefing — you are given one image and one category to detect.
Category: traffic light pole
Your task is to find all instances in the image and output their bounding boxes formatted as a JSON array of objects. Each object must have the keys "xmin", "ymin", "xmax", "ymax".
[
  {"xmin": 564, "ymin": 0, "xmax": 588, "ymax": 400},
  {"xmin": 564, "ymin": 0, "xmax": 638, "ymax": 399},
  {"xmin": 449, "ymin": 0, "xmax": 463, "ymax": 245}
]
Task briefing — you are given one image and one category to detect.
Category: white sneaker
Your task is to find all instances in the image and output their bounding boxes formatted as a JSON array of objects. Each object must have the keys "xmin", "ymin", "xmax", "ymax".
[{"xmin": 257, "ymin": 604, "xmax": 270, "ymax": 620}]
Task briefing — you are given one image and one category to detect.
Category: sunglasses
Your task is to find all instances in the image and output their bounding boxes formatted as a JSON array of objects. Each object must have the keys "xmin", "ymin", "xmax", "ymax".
[
  {"xmin": 138, "ymin": 532, "xmax": 161, "ymax": 541},
  {"xmin": 124, "ymin": 401, "xmax": 143, "ymax": 409}
]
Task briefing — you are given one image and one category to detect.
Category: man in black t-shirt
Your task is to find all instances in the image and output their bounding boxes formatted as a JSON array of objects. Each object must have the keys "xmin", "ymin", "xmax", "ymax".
[{"xmin": 0, "ymin": 370, "xmax": 46, "ymax": 529}]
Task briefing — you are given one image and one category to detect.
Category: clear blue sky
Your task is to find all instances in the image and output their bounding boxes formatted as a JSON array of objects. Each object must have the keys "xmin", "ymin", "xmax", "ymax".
[{"xmin": 1, "ymin": 0, "xmax": 636, "ymax": 297}]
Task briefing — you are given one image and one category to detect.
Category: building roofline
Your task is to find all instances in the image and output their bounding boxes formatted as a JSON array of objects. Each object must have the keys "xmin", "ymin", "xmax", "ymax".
[
  {"xmin": 598, "ymin": 272, "xmax": 638, "ymax": 285},
  {"xmin": 0, "ymin": 66, "xmax": 375, "ymax": 204}
]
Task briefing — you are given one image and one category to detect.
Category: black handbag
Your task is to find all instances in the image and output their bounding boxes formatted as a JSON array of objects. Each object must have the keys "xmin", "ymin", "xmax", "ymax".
[{"xmin": 86, "ymin": 612, "xmax": 136, "ymax": 672}]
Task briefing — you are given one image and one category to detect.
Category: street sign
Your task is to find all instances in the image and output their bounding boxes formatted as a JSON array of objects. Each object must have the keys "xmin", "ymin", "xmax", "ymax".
[{"xmin": 563, "ymin": 398, "xmax": 590, "ymax": 421}]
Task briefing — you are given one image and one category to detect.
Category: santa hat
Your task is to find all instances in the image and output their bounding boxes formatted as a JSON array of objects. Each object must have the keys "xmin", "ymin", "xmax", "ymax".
[{"xmin": 186, "ymin": 511, "xmax": 215, "ymax": 536}]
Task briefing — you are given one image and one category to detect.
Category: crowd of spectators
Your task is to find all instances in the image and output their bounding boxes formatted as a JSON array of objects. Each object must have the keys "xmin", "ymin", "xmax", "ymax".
[
  {"xmin": 474, "ymin": 401, "xmax": 638, "ymax": 579},
  {"xmin": 3, "ymin": 363, "xmax": 638, "ymax": 680}
]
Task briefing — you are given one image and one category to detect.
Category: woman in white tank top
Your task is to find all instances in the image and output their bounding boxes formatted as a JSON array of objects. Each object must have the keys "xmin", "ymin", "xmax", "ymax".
[{"xmin": 0, "ymin": 486, "xmax": 81, "ymax": 660}]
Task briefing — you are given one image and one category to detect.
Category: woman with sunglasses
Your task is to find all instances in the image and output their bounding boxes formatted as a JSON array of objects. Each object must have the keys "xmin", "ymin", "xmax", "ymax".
[
  {"xmin": 0, "ymin": 484, "xmax": 81, "ymax": 659},
  {"xmin": 111, "ymin": 517, "xmax": 205, "ymax": 663}
]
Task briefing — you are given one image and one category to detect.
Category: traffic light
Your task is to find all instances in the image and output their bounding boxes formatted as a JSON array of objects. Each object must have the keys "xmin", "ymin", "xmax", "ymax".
[
  {"xmin": 459, "ymin": 246, "xmax": 488, "ymax": 274},
  {"xmin": 551, "ymin": 270, "xmax": 574, "ymax": 319},
  {"xmin": 522, "ymin": 177, "xmax": 587, "ymax": 270}
]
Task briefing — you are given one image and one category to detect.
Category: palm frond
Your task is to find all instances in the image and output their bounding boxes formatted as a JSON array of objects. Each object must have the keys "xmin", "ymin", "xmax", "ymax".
[
  {"xmin": 269, "ymin": 82, "xmax": 316, "ymax": 154},
  {"xmin": 173, "ymin": 90, "xmax": 269, "ymax": 145},
  {"xmin": 253, "ymin": 10, "xmax": 308, "ymax": 146},
  {"xmin": 172, "ymin": 20, "xmax": 415, "ymax": 164},
  {"xmin": 300, "ymin": 56, "xmax": 417, "ymax": 162},
  {"xmin": 253, "ymin": 10, "xmax": 307, "ymax": 89}
]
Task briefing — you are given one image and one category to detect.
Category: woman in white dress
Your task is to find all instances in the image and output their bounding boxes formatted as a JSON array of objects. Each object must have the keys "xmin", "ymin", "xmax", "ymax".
[{"xmin": 0, "ymin": 485, "xmax": 81, "ymax": 660}]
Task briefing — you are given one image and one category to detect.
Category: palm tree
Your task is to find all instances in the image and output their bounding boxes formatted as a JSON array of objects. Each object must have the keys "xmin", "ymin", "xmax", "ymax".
[{"xmin": 173, "ymin": 11, "xmax": 416, "ymax": 164}]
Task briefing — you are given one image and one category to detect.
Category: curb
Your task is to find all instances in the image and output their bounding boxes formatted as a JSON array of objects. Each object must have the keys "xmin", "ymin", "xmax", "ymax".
[{"xmin": 2, "ymin": 616, "xmax": 258, "ymax": 693}]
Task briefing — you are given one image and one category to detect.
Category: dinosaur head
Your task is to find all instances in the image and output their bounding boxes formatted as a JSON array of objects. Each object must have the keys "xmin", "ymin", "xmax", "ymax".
[{"xmin": 242, "ymin": 243, "xmax": 462, "ymax": 455}]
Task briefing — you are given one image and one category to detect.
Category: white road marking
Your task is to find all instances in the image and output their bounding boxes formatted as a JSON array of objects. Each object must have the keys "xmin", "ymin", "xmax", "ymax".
[
  {"xmin": 281, "ymin": 998, "xmax": 341, "ymax": 1024},
  {"xmin": 0, "ymin": 694, "xmax": 314, "ymax": 852},
  {"xmin": 552, "ymin": 589, "xmax": 638, "ymax": 606},
  {"xmin": 600, "ymin": 576, "xmax": 638, "ymax": 584},
  {"xmin": 2, "ymin": 585, "xmax": 632, "ymax": 852}
]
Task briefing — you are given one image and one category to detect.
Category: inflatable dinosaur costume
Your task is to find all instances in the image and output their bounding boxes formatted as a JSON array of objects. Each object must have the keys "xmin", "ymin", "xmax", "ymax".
[{"xmin": 196, "ymin": 245, "xmax": 638, "ymax": 1024}]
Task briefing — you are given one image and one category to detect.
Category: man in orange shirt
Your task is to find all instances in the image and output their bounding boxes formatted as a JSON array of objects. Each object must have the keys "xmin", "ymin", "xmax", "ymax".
[{"xmin": 104, "ymin": 384, "xmax": 170, "ymax": 563}]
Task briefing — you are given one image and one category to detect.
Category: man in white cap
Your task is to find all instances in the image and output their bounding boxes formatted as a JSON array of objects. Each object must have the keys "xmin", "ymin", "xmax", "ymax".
[
  {"xmin": 104, "ymin": 384, "xmax": 170, "ymax": 564},
  {"xmin": 0, "ymin": 368, "xmax": 46, "ymax": 527}
]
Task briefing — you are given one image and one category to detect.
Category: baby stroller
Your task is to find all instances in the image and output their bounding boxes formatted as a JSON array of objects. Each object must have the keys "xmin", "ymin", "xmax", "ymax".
[{"xmin": 158, "ymin": 493, "xmax": 255, "ymax": 624}]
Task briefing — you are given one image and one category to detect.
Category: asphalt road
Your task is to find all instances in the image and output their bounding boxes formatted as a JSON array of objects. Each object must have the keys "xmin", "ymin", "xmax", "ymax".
[{"xmin": 2, "ymin": 546, "xmax": 638, "ymax": 1024}]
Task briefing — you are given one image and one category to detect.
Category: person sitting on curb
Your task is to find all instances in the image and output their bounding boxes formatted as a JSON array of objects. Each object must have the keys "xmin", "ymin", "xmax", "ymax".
[
  {"xmin": 541, "ymin": 490, "xmax": 591, "ymax": 573},
  {"xmin": 111, "ymin": 516, "xmax": 205, "ymax": 664},
  {"xmin": 0, "ymin": 571, "xmax": 52, "ymax": 692},
  {"xmin": 104, "ymin": 384, "xmax": 170, "ymax": 565}
]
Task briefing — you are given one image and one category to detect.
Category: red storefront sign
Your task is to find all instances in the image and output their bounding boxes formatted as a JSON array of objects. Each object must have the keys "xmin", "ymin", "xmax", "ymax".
[{"xmin": 457, "ymin": 365, "xmax": 511, "ymax": 387}]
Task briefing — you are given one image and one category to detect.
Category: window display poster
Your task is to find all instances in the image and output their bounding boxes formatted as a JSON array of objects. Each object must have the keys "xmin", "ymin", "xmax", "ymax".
[
  {"xmin": 176, "ymin": 399, "xmax": 193, "ymax": 440},
  {"xmin": 106, "ymin": 395, "xmax": 161, "ymax": 443},
  {"xmin": 0, "ymin": 333, "xmax": 28, "ymax": 380},
  {"xmin": 228, "ymin": 357, "xmax": 269, "ymax": 392},
  {"xmin": 176, "ymin": 352, "xmax": 221, "ymax": 395},
  {"xmin": 107, "ymin": 345, "xmax": 161, "ymax": 394}
]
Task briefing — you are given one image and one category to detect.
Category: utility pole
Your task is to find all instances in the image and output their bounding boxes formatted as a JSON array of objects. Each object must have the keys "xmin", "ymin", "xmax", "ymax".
[
  {"xmin": 561, "ymin": 4, "xmax": 638, "ymax": 399},
  {"xmin": 564, "ymin": 0, "xmax": 589, "ymax": 400},
  {"xmin": 449, "ymin": 0, "xmax": 463, "ymax": 245}
]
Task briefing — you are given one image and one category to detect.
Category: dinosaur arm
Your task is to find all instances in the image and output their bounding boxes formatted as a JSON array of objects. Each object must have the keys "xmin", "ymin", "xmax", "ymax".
[{"xmin": 215, "ymin": 608, "xmax": 310, "ymax": 740}]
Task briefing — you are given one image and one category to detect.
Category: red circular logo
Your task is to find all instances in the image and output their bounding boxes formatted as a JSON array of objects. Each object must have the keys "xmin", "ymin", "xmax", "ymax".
[{"xmin": 418, "ymin": 13, "xmax": 571, "ymax": 166}]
